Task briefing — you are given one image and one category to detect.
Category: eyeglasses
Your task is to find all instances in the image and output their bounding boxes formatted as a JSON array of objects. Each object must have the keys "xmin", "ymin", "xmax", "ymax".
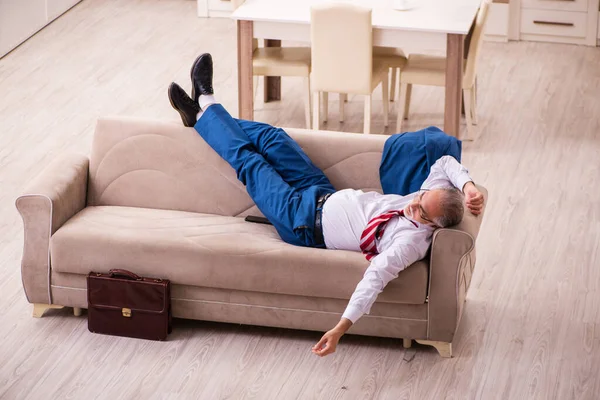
[{"xmin": 415, "ymin": 190, "xmax": 437, "ymax": 226}]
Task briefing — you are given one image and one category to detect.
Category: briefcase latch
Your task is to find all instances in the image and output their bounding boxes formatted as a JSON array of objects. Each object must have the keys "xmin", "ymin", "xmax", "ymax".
[{"xmin": 122, "ymin": 308, "xmax": 132, "ymax": 317}]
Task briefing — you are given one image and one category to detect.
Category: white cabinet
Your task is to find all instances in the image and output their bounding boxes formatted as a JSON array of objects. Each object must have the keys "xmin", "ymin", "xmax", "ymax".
[
  {"xmin": 518, "ymin": 0, "xmax": 599, "ymax": 45},
  {"xmin": 0, "ymin": 0, "xmax": 81, "ymax": 58},
  {"xmin": 520, "ymin": 9, "xmax": 588, "ymax": 38},
  {"xmin": 521, "ymin": 0, "xmax": 588, "ymax": 13}
]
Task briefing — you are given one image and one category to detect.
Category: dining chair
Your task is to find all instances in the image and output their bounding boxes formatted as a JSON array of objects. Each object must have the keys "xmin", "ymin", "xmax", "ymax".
[
  {"xmin": 373, "ymin": 47, "xmax": 408, "ymax": 102},
  {"xmin": 234, "ymin": 0, "xmax": 312, "ymax": 128},
  {"xmin": 310, "ymin": 3, "xmax": 389, "ymax": 134},
  {"xmin": 335, "ymin": 48, "xmax": 406, "ymax": 123},
  {"xmin": 396, "ymin": 0, "xmax": 490, "ymax": 139},
  {"xmin": 251, "ymin": 40, "xmax": 312, "ymax": 129}
]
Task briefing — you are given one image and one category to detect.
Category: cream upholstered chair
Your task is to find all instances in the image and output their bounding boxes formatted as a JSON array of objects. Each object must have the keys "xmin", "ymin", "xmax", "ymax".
[
  {"xmin": 252, "ymin": 40, "xmax": 312, "ymax": 129},
  {"xmin": 396, "ymin": 1, "xmax": 490, "ymax": 139},
  {"xmin": 334, "ymin": 48, "xmax": 407, "ymax": 122},
  {"xmin": 339, "ymin": 48, "xmax": 407, "ymax": 107},
  {"xmin": 310, "ymin": 3, "xmax": 389, "ymax": 134},
  {"xmin": 233, "ymin": 0, "xmax": 312, "ymax": 128},
  {"xmin": 373, "ymin": 47, "xmax": 408, "ymax": 102}
]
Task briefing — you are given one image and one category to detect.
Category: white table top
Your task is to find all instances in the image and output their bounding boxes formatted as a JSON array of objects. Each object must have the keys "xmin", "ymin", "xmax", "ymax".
[{"xmin": 232, "ymin": 0, "xmax": 482, "ymax": 35}]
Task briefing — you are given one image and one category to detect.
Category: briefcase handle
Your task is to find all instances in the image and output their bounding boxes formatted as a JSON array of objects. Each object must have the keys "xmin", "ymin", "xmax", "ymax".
[{"xmin": 109, "ymin": 269, "xmax": 142, "ymax": 281}]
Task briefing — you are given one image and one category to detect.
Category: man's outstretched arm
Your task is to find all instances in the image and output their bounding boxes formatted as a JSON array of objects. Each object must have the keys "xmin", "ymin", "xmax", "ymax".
[{"xmin": 312, "ymin": 235, "xmax": 429, "ymax": 357}]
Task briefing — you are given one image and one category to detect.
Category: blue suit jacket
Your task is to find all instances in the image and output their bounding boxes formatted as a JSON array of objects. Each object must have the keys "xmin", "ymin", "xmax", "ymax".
[{"xmin": 380, "ymin": 127, "xmax": 462, "ymax": 195}]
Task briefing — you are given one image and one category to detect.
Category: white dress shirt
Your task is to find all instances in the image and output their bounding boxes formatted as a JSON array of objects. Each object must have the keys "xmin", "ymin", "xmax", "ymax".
[{"xmin": 321, "ymin": 155, "xmax": 473, "ymax": 323}]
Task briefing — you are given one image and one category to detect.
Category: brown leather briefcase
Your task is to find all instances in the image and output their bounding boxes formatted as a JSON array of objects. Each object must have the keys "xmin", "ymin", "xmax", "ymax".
[{"xmin": 87, "ymin": 269, "xmax": 172, "ymax": 341}]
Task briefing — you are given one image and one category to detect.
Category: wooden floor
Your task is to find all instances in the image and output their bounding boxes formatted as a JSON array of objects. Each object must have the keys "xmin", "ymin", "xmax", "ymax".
[{"xmin": 1, "ymin": 1, "xmax": 599, "ymax": 399}]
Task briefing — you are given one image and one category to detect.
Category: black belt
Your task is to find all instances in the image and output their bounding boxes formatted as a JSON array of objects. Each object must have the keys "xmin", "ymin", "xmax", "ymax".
[{"xmin": 314, "ymin": 192, "xmax": 333, "ymax": 248}]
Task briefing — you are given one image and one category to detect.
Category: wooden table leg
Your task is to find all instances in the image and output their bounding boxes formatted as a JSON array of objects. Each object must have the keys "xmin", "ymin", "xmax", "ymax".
[
  {"xmin": 264, "ymin": 39, "xmax": 282, "ymax": 102},
  {"xmin": 444, "ymin": 34, "xmax": 464, "ymax": 138},
  {"xmin": 237, "ymin": 20, "xmax": 254, "ymax": 120},
  {"xmin": 461, "ymin": 17, "xmax": 476, "ymax": 118}
]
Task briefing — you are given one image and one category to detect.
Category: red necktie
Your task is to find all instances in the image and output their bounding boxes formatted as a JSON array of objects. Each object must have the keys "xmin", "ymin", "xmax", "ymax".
[{"xmin": 360, "ymin": 209, "xmax": 417, "ymax": 261}]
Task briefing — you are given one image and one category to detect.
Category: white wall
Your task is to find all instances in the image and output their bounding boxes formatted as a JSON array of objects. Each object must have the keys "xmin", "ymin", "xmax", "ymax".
[{"xmin": 0, "ymin": 0, "xmax": 81, "ymax": 58}]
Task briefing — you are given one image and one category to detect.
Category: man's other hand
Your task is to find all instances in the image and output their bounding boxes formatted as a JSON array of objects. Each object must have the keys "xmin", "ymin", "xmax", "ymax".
[{"xmin": 463, "ymin": 182, "xmax": 484, "ymax": 215}]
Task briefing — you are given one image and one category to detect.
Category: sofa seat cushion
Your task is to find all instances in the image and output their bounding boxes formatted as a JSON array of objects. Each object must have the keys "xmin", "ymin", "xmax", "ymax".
[{"xmin": 50, "ymin": 206, "xmax": 429, "ymax": 305}]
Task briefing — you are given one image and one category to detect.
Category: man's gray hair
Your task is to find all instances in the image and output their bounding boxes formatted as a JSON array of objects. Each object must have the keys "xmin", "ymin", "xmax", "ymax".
[{"xmin": 434, "ymin": 187, "xmax": 465, "ymax": 228}]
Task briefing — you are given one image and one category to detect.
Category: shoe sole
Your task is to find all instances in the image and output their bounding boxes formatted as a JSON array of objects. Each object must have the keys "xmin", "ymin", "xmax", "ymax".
[{"xmin": 168, "ymin": 83, "xmax": 196, "ymax": 127}]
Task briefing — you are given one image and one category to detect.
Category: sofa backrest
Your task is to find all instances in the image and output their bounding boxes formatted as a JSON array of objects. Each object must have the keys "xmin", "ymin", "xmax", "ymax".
[{"xmin": 87, "ymin": 117, "xmax": 386, "ymax": 217}]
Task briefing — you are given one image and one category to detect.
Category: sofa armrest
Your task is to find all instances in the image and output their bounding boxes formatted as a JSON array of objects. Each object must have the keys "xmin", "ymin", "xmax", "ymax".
[
  {"xmin": 425, "ymin": 185, "xmax": 488, "ymax": 342},
  {"xmin": 15, "ymin": 153, "xmax": 89, "ymax": 304}
]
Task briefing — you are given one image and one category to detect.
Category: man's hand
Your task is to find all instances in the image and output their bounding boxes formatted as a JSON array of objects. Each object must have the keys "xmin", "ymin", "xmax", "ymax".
[
  {"xmin": 312, "ymin": 329, "xmax": 343, "ymax": 357},
  {"xmin": 312, "ymin": 318, "xmax": 352, "ymax": 357},
  {"xmin": 463, "ymin": 181, "xmax": 484, "ymax": 215}
]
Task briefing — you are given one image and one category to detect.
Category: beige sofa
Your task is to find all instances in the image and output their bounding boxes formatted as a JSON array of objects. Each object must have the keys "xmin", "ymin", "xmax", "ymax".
[{"xmin": 16, "ymin": 117, "xmax": 487, "ymax": 357}]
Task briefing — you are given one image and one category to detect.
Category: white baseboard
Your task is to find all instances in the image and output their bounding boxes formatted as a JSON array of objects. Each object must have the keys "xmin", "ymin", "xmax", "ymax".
[{"xmin": 484, "ymin": 34, "xmax": 508, "ymax": 43}]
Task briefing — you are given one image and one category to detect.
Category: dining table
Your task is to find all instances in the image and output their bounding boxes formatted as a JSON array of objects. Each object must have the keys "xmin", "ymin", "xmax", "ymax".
[{"xmin": 231, "ymin": 0, "xmax": 483, "ymax": 138}]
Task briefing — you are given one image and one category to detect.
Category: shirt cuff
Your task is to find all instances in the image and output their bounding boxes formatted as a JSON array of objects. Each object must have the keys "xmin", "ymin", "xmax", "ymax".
[
  {"xmin": 342, "ymin": 305, "xmax": 364, "ymax": 324},
  {"xmin": 457, "ymin": 174, "xmax": 473, "ymax": 193}
]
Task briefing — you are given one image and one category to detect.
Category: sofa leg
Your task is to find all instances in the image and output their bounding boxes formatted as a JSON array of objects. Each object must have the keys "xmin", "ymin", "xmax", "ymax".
[
  {"xmin": 73, "ymin": 307, "xmax": 82, "ymax": 317},
  {"xmin": 415, "ymin": 340, "xmax": 452, "ymax": 358},
  {"xmin": 403, "ymin": 338, "xmax": 412, "ymax": 349},
  {"xmin": 32, "ymin": 303, "xmax": 64, "ymax": 318}
]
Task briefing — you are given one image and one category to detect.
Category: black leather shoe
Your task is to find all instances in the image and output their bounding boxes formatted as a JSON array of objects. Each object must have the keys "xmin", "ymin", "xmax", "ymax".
[
  {"xmin": 190, "ymin": 53, "xmax": 214, "ymax": 103},
  {"xmin": 168, "ymin": 82, "xmax": 200, "ymax": 127}
]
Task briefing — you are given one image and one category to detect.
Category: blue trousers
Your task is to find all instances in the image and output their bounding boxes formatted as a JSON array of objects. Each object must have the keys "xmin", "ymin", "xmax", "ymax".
[{"xmin": 194, "ymin": 104, "xmax": 336, "ymax": 247}]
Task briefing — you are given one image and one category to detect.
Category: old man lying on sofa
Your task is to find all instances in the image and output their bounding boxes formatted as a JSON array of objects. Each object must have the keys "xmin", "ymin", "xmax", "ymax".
[{"xmin": 167, "ymin": 53, "xmax": 485, "ymax": 357}]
